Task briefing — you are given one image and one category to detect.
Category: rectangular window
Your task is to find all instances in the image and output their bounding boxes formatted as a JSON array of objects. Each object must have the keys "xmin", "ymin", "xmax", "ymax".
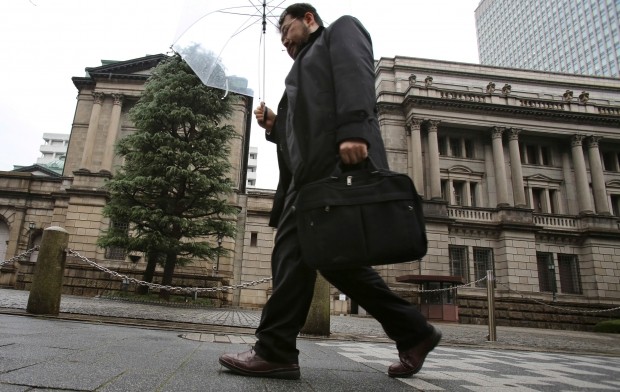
[
  {"xmin": 441, "ymin": 180, "xmax": 448, "ymax": 201},
  {"xmin": 558, "ymin": 254, "xmax": 582, "ymax": 294},
  {"xmin": 540, "ymin": 146, "xmax": 550, "ymax": 166},
  {"xmin": 611, "ymin": 195, "xmax": 620, "ymax": 217},
  {"xmin": 438, "ymin": 137, "xmax": 447, "ymax": 156},
  {"xmin": 532, "ymin": 188, "xmax": 544, "ymax": 213},
  {"xmin": 453, "ymin": 181, "xmax": 466, "ymax": 206},
  {"xmin": 104, "ymin": 221, "xmax": 129, "ymax": 261},
  {"xmin": 469, "ymin": 183, "xmax": 478, "ymax": 207},
  {"xmin": 464, "ymin": 139, "xmax": 474, "ymax": 158},
  {"xmin": 450, "ymin": 138, "xmax": 461, "ymax": 157},
  {"xmin": 602, "ymin": 151, "xmax": 618, "ymax": 171},
  {"xmin": 526, "ymin": 144, "xmax": 537, "ymax": 164},
  {"xmin": 536, "ymin": 252, "xmax": 556, "ymax": 293},
  {"xmin": 473, "ymin": 247, "xmax": 493, "ymax": 287},
  {"xmin": 449, "ymin": 245, "xmax": 469, "ymax": 281},
  {"xmin": 250, "ymin": 232, "xmax": 258, "ymax": 247},
  {"xmin": 549, "ymin": 189, "xmax": 558, "ymax": 214}
]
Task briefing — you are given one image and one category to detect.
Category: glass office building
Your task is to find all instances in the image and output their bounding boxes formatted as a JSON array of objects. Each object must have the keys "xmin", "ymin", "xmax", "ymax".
[{"xmin": 475, "ymin": 0, "xmax": 620, "ymax": 77}]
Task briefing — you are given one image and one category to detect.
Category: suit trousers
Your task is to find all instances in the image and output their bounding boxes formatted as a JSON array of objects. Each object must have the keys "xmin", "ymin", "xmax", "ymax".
[{"xmin": 253, "ymin": 189, "xmax": 433, "ymax": 364}]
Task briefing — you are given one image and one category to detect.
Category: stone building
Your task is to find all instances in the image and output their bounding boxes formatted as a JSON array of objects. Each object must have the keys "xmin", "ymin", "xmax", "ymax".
[
  {"xmin": 375, "ymin": 56, "xmax": 620, "ymax": 328},
  {"xmin": 1, "ymin": 54, "xmax": 620, "ymax": 329}
]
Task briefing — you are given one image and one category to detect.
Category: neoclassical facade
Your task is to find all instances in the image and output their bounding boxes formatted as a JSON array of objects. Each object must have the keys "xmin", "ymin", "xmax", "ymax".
[
  {"xmin": 2, "ymin": 54, "xmax": 619, "ymax": 328},
  {"xmin": 375, "ymin": 57, "xmax": 620, "ymax": 322}
]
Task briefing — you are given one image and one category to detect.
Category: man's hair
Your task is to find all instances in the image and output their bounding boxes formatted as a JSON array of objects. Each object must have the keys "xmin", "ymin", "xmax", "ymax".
[{"xmin": 278, "ymin": 3, "xmax": 324, "ymax": 29}]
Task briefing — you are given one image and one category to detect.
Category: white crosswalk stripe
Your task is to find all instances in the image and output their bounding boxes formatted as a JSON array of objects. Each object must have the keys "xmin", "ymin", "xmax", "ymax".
[{"xmin": 317, "ymin": 342, "xmax": 620, "ymax": 391}]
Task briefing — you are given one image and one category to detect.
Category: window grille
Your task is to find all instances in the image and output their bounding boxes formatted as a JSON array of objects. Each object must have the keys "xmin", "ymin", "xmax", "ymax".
[
  {"xmin": 558, "ymin": 254, "xmax": 582, "ymax": 294},
  {"xmin": 449, "ymin": 245, "xmax": 468, "ymax": 281},
  {"xmin": 473, "ymin": 247, "xmax": 494, "ymax": 287},
  {"xmin": 536, "ymin": 252, "xmax": 556, "ymax": 293}
]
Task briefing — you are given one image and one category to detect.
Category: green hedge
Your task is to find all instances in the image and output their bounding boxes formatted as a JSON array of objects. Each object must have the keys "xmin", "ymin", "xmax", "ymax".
[{"xmin": 594, "ymin": 320, "xmax": 620, "ymax": 334}]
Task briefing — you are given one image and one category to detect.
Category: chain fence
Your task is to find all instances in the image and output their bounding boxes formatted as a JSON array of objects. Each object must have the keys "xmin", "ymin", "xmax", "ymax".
[
  {"xmin": 65, "ymin": 248, "xmax": 272, "ymax": 294},
  {"xmin": 3, "ymin": 247, "xmax": 620, "ymax": 315},
  {"xmin": 494, "ymin": 280, "xmax": 620, "ymax": 314},
  {"xmin": 0, "ymin": 246, "xmax": 39, "ymax": 268}
]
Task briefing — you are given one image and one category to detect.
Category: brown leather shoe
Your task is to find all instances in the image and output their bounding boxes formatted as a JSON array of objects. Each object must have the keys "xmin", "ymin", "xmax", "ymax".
[
  {"xmin": 388, "ymin": 327, "xmax": 442, "ymax": 378},
  {"xmin": 219, "ymin": 348, "xmax": 300, "ymax": 380}
]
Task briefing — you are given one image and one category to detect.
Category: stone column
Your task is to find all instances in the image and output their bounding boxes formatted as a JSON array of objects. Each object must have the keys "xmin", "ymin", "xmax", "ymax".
[
  {"xmin": 587, "ymin": 136, "xmax": 610, "ymax": 214},
  {"xmin": 571, "ymin": 135, "xmax": 594, "ymax": 214},
  {"xmin": 491, "ymin": 127, "xmax": 510, "ymax": 207},
  {"xmin": 80, "ymin": 92, "xmax": 105, "ymax": 170},
  {"xmin": 100, "ymin": 93, "xmax": 124, "ymax": 173},
  {"xmin": 464, "ymin": 181, "xmax": 472, "ymax": 207},
  {"xmin": 544, "ymin": 189, "xmax": 552, "ymax": 213},
  {"xmin": 427, "ymin": 120, "xmax": 442, "ymax": 199},
  {"xmin": 407, "ymin": 117, "xmax": 424, "ymax": 193},
  {"xmin": 508, "ymin": 128, "xmax": 527, "ymax": 207},
  {"xmin": 447, "ymin": 179, "xmax": 455, "ymax": 204}
]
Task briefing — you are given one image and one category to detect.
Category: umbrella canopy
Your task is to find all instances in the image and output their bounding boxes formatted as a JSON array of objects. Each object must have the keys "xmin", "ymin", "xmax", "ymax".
[{"xmin": 172, "ymin": 0, "xmax": 287, "ymax": 98}]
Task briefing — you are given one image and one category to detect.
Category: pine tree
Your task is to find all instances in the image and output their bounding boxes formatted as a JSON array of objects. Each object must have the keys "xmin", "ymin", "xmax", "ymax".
[{"xmin": 97, "ymin": 54, "xmax": 238, "ymax": 299}]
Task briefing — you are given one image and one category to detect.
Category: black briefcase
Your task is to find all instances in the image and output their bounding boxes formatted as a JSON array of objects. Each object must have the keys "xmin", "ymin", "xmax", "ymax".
[{"xmin": 295, "ymin": 160, "xmax": 427, "ymax": 270}]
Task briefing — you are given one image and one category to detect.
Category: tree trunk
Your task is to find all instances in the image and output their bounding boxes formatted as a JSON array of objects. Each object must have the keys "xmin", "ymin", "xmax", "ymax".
[
  {"xmin": 159, "ymin": 252, "xmax": 177, "ymax": 301},
  {"xmin": 136, "ymin": 251, "xmax": 158, "ymax": 295},
  {"xmin": 301, "ymin": 273, "xmax": 331, "ymax": 336}
]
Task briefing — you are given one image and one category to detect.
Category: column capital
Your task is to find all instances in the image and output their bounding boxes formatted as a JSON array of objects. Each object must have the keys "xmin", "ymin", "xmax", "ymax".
[
  {"xmin": 571, "ymin": 134, "xmax": 586, "ymax": 147},
  {"xmin": 92, "ymin": 92, "xmax": 105, "ymax": 105},
  {"xmin": 587, "ymin": 135, "xmax": 602, "ymax": 148},
  {"xmin": 426, "ymin": 119, "xmax": 440, "ymax": 132},
  {"xmin": 508, "ymin": 128, "xmax": 522, "ymax": 141},
  {"xmin": 492, "ymin": 126, "xmax": 505, "ymax": 139},
  {"xmin": 406, "ymin": 117, "xmax": 423, "ymax": 134},
  {"xmin": 111, "ymin": 93, "xmax": 124, "ymax": 106}
]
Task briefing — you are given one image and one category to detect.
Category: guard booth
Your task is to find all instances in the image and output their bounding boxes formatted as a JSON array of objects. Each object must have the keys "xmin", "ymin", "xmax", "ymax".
[{"xmin": 397, "ymin": 275, "xmax": 464, "ymax": 322}]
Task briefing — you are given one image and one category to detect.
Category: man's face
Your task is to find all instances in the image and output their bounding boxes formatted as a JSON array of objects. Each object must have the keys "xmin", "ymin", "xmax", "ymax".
[{"xmin": 280, "ymin": 14, "xmax": 311, "ymax": 59}]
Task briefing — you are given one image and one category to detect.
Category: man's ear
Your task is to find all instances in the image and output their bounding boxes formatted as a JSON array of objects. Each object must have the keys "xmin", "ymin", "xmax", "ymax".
[{"xmin": 303, "ymin": 11, "xmax": 314, "ymax": 25}]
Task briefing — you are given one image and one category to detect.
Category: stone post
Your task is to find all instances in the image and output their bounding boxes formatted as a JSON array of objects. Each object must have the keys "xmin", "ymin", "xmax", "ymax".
[
  {"xmin": 587, "ymin": 136, "xmax": 610, "ymax": 214},
  {"xmin": 427, "ymin": 120, "xmax": 442, "ymax": 199},
  {"xmin": 26, "ymin": 226, "xmax": 69, "ymax": 315},
  {"xmin": 301, "ymin": 274, "xmax": 330, "ymax": 336}
]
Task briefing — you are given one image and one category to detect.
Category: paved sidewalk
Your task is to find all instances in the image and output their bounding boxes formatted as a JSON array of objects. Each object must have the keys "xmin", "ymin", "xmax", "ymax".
[
  {"xmin": 1, "ymin": 288, "xmax": 619, "ymax": 356},
  {"xmin": 1, "ymin": 288, "xmax": 620, "ymax": 391}
]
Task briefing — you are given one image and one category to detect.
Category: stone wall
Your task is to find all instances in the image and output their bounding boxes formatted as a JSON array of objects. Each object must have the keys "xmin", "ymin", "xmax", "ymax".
[
  {"xmin": 14, "ymin": 259, "xmax": 232, "ymax": 307},
  {"xmin": 458, "ymin": 295, "xmax": 620, "ymax": 331}
]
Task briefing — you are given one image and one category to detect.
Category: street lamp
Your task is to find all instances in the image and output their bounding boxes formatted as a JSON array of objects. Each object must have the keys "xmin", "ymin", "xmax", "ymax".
[{"xmin": 27, "ymin": 222, "xmax": 36, "ymax": 249}]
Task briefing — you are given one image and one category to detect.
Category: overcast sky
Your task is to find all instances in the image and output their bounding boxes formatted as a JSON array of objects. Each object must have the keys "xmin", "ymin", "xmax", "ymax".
[{"xmin": 0, "ymin": 0, "xmax": 481, "ymax": 189}]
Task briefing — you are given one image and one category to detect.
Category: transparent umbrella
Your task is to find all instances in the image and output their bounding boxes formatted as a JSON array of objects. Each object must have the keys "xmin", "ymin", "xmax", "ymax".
[{"xmin": 172, "ymin": 0, "xmax": 287, "ymax": 99}]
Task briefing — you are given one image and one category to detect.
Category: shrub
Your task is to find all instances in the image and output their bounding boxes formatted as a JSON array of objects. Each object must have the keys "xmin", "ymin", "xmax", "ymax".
[{"xmin": 594, "ymin": 320, "xmax": 620, "ymax": 334}]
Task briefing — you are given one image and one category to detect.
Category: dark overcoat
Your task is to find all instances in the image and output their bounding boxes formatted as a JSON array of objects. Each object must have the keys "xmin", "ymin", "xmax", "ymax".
[{"xmin": 267, "ymin": 15, "xmax": 389, "ymax": 227}]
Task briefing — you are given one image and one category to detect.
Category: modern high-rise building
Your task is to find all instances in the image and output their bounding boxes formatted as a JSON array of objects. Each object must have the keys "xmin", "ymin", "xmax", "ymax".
[
  {"xmin": 247, "ymin": 146, "xmax": 258, "ymax": 187},
  {"xmin": 475, "ymin": 0, "xmax": 620, "ymax": 77},
  {"xmin": 37, "ymin": 133, "xmax": 69, "ymax": 165}
]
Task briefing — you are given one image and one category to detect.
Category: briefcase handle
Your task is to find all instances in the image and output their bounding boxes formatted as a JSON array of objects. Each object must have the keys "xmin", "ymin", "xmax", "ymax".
[{"xmin": 330, "ymin": 156, "xmax": 380, "ymax": 178}]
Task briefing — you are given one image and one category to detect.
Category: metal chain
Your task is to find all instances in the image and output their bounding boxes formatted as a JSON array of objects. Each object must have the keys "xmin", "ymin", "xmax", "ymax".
[
  {"xmin": 409, "ymin": 276, "xmax": 488, "ymax": 293},
  {"xmin": 495, "ymin": 280, "xmax": 620, "ymax": 314},
  {"xmin": 65, "ymin": 248, "xmax": 272, "ymax": 293},
  {"xmin": 1, "ymin": 246, "xmax": 39, "ymax": 268}
]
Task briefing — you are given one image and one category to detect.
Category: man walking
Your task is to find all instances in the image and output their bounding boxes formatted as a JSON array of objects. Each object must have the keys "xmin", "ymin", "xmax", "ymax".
[{"xmin": 219, "ymin": 3, "xmax": 440, "ymax": 380}]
